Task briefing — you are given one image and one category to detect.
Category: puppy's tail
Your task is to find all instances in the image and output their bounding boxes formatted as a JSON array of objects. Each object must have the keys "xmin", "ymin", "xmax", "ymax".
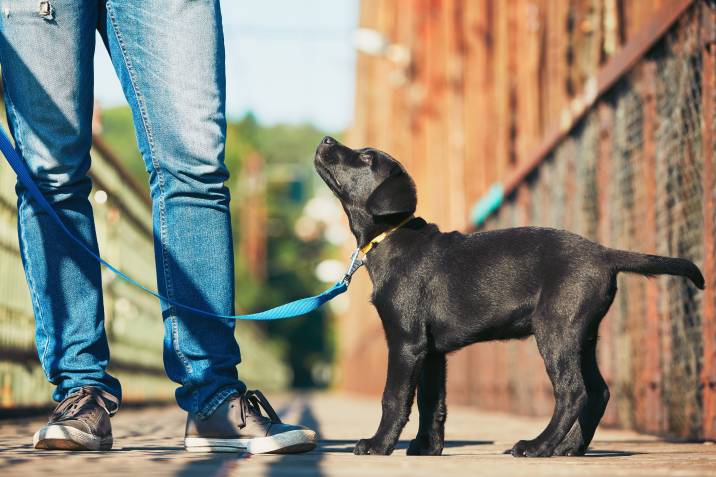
[{"xmin": 607, "ymin": 249, "xmax": 704, "ymax": 289}]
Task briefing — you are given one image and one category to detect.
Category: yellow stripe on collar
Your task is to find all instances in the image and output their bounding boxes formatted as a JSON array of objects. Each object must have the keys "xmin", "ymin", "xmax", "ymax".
[{"xmin": 360, "ymin": 216, "xmax": 414, "ymax": 255}]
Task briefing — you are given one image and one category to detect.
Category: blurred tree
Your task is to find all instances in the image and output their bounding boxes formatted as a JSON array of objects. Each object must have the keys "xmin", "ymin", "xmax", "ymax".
[
  {"xmin": 100, "ymin": 106, "xmax": 341, "ymax": 388},
  {"xmin": 232, "ymin": 114, "xmax": 340, "ymax": 388},
  {"xmin": 99, "ymin": 106, "xmax": 145, "ymax": 182}
]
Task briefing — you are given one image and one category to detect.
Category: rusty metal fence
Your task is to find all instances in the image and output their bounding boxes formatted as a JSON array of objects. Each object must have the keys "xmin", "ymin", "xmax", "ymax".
[
  {"xmin": 462, "ymin": 4, "xmax": 715, "ymax": 439},
  {"xmin": 344, "ymin": 0, "xmax": 716, "ymax": 440}
]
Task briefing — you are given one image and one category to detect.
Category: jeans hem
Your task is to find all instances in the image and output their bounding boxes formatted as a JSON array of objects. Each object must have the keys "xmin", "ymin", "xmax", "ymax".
[{"xmin": 196, "ymin": 386, "xmax": 243, "ymax": 419}]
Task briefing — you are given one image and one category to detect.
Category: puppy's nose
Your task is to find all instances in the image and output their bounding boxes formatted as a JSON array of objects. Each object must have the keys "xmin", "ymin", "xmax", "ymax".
[{"xmin": 322, "ymin": 136, "xmax": 336, "ymax": 145}]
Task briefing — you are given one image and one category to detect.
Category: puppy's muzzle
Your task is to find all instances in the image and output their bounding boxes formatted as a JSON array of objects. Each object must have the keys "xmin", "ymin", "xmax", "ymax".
[{"xmin": 315, "ymin": 136, "xmax": 339, "ymax": 165}]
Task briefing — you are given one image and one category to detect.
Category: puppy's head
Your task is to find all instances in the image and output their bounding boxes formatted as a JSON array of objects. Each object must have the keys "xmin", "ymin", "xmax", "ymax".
[{"xmin": 315, "ymin": 136, "xmax": 417, "ymax": 245}]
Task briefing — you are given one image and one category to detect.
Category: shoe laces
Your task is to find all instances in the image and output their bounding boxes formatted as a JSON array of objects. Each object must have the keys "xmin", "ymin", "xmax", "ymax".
[
  {"xmin": 51, "ymin": 387, "xmax": 119, "ymax": 421},
  {"xmin": 238, "ymin": 389, "xmax": 282, "ymax": 426}
]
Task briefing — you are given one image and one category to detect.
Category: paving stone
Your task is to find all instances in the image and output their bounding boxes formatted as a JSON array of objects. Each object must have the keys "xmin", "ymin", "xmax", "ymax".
[{"xmin": 1, "ymin": 393, "xmax": 715, "ymax": 476}]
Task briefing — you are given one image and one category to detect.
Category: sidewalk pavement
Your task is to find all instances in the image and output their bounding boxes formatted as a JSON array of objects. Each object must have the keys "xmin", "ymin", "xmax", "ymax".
[{"xmin": 1, "ymin": 392, "xmax": 715, "ymax": 476}]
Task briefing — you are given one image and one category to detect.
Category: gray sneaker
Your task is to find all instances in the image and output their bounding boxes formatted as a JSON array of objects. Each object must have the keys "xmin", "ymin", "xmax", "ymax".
[
  {"xmin": 33, "ymin": 386, "xmax": 118, "ymax": 451},
  {"xmin": 184, "ymin": 389, "xmax": 318, "ymax": 454}
]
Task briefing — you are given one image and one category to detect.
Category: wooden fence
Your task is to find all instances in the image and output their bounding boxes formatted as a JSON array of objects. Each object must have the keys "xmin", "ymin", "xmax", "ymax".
[{"xmin": 343, "ymin": 0, "xmax": 716, "ymax": 439}]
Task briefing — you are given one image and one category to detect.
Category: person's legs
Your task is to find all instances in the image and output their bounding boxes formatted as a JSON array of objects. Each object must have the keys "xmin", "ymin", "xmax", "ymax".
[
  {"xmin": 98, "ymin": 0, "xmax": 244, "ymax": 416},
  {"xmin": 0, "ymin": 0, "xmax": 121, "ymax": 403}
]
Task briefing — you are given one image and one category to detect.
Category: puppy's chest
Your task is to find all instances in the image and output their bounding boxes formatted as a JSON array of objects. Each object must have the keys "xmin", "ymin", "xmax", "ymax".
[{"xmin": 367, "ymin": 267, "xmax": 434, "ymax": 315}]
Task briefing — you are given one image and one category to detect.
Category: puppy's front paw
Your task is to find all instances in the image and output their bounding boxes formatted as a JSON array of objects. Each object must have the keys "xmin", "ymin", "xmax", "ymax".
[
  {"xmin": 510, "ymin": 439, "xmax": 554, "ymax": 457},
  {"xmin": 353, "ymin": 438, "xmax": 373, "ymax": 455},
  {"xmin": 407, "ymin": 436, "xmax": 443, "ymax": 456},
  {"xmin": 353, "ymin": 438, "xmax": 393, "ymax": 455},
  {"xmin": 553, "ymin": 437, "xmax": 587, "ymax": 456}
]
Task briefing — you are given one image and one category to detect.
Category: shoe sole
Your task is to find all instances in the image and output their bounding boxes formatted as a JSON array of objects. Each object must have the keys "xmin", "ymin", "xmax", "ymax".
[
  {"xmin": 33, "ymin": 425, "xmax": 113, "ymax": 451},
  {"xmin": 184, "ymin": 429, "xmax": 318, "ymax": 454}
]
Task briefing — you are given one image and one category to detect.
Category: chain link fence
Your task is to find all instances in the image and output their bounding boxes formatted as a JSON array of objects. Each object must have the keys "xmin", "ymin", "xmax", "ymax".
[{"xmin": 478, "ymin": 2, "xmax": 715, "ymax": 439}]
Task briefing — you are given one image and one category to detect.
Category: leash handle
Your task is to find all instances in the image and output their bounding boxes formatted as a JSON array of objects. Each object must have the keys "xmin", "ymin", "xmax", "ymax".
[{"xmin": 0, "ymin": 126, "xmax": 350, "ymax": 321}]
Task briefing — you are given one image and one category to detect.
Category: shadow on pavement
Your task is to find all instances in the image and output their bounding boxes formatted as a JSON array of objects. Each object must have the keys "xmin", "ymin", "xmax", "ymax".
[
  {"xmin": 266, "ymin": 398, "xmax": 324, "ymax": 476},
  {"xmin": 319, "ymin": 439, "xmax": 495, "ymax": 454},
  {"xmin": 501, "ymin": 447, "xmax": 641, "ymax": 457},
  {"xmin": 582, "ymin": 449, "xmax": 642, "ymax": 457}
]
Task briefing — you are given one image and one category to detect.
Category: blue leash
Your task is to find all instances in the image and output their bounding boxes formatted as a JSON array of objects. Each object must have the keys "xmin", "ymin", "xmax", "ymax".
[{"xmin": 0, "ymin": 126, "xmax": 362, "ymax": 320}]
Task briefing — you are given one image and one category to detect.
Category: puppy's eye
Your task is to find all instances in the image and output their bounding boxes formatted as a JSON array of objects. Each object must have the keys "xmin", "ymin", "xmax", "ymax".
[{"xmin": 359, "ymin": 153, "xmax": 372, "ymax": 164}]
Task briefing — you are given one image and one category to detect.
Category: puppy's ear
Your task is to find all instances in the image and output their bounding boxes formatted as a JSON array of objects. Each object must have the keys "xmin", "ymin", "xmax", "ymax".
[{"xmin": 366, "ymin": 167, "xmax": 417, "ymax": 217}]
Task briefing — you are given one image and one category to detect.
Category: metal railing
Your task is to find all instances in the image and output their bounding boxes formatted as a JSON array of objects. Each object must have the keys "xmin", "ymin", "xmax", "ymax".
[{"xmin": 0, "ymin": 131, "xmax": 291, "ymax": 410}]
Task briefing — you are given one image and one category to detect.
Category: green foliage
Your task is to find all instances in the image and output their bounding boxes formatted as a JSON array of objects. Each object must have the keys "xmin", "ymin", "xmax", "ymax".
[
  {"xmin": 100, "ymin": 107, "xmax": 340, "ymax": 389},
  {"xmin": 230, "ymin": 113, "xmax": 340, "ymax": 388},
  {"xmin": 99, "ymin": 107, "xmax": 146, "ymax": 184}
]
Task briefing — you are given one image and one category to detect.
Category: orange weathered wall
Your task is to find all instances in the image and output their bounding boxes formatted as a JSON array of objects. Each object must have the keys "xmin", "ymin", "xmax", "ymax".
[{"xmin": 342, "ymin": 0, "xmax": 715, "ymax": 440}]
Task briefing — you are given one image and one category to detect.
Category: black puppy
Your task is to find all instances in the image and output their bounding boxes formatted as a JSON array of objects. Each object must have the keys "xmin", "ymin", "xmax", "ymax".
[{"xmin": 314, "ymin": 136, "xmax": 704, "ymax": 458}]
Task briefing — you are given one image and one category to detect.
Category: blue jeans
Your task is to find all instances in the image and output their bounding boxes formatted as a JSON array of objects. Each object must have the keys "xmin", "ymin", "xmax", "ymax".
[{"xmin": 0, "ymin": 0, "xmax": 245, "ymax": 416}]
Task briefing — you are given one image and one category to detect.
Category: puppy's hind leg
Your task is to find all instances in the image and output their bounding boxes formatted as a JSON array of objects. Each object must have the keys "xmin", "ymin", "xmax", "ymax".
[
  {"xmin": 407, "ymin": 351, "xmax": 446, "ymax": 456},
  {"xmin": 553, "ymin": 336, "xmax": 610, "ymax": 456},
  {"xmin": 511, "ymin": 317, "xmax": 588, "ymax": 457},
  {"xmin": 554, "ymin": 279, "xmax": 615, "ymax": 456}
]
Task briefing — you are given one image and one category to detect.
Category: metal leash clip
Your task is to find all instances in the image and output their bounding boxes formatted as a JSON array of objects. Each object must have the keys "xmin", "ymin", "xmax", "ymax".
[{"xmin": 341, "ymin": 248, "xmax": 364, "ymax": 286}]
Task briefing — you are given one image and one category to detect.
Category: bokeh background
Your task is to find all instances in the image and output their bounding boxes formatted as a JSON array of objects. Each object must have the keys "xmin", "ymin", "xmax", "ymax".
[
  {"xmin": 1, "ymin": 0, "xmax": 715, "ymax": 444},
  {"xmin": 0, "ymin": 0, "xmax": 360, "ymax": 408}
]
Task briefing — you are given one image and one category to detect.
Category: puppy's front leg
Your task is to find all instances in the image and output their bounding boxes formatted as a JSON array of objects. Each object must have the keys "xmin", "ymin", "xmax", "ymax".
[
  {"xmin": 354, "ymin": 342, "xmax": 426, "ymax": 455},
  {"xmin": 408, "ymin": 351, "xmax": 446, "ymax": 456}
]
